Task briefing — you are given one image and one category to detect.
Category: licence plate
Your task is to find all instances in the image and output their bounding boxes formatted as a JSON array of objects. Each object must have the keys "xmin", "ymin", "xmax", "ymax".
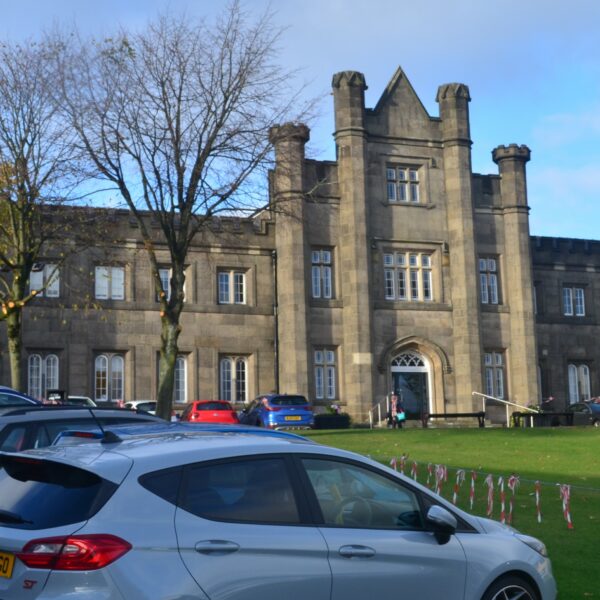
[
  {"xmin": 0, "ymin": 551, "xmax": 15, "ymax": 579},
  {"xmin": 285, "ymin": 415, "xmax": 302, "ymax": 421}
]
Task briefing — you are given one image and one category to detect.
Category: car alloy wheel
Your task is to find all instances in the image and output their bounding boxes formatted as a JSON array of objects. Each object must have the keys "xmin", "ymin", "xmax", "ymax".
[{"xmin": 482, "ymin": 576, "xmax": 538, "ymax": 600}]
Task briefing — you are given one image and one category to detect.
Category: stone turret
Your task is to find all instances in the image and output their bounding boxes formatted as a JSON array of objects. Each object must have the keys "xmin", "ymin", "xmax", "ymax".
[
  {"xmin": 270, "ymin": 123, "xmax": 310, "ymax": 397},
  {"xmin": 331, "ymin": 71, "xmax": 374, "ymax": 420},
  {"xmin": 437, "ymin": 83, "xmax": 483, "ymax": 408},
  {"xmin": 493, "ymin": 143, "xmax": 539, "ymax": 406}
]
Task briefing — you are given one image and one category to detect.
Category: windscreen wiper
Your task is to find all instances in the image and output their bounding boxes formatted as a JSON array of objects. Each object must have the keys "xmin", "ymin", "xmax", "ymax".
[{"xmin": 0, "ymin": 509, "xmax": 32, "ymax": 524}]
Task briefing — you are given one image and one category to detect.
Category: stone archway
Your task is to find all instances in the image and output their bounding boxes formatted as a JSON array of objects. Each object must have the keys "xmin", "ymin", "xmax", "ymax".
[{"xmin": 390, "ymin": 351, "xmax": 431, "ymax": 419}]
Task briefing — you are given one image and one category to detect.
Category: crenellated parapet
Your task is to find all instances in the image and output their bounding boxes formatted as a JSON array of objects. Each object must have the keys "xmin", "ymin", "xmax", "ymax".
[
  {"xmin": 435, "ymin": 82, "xmax": 471, "ymax": 102},
  {"xmin": 331, "ymin": 70, "xmax": 367, "ymax": 90},
  {"xmin": 492, "ymin": 144, "xmax": 531, "ymax": 165},
  {"xmin": 269, "ymin": 122, "xmax": 310, "ymax": 146}
]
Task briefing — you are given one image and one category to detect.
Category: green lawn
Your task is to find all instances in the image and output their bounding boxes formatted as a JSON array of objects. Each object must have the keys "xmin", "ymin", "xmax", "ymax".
[{"xmin": 302, "ymin": 427, "xmax": 600, "ymax": 598}]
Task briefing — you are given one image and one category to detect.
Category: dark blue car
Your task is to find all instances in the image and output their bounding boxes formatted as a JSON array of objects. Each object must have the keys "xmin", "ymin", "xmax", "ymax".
[
  {"xmin": 239, "ymin": 393, "xmax": 314, "ymax": 429},
  {"xmin": 0, "ymin": 386, "xmax": 40, "ymax": 407}
]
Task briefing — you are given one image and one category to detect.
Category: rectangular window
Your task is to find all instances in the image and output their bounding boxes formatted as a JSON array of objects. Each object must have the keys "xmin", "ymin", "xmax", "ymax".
[
  {"xmin": 479, "ymin": 257, "xmax": 500, "ymax": 305},
  {"xmin": 218, "ymin": 270, "xmax": 246, "ymax": 305},
  {"xmin": 386, "ymin": 165, "xmax": 420, "ymax": 204},
  {"xmin": 563, "ymin": 287, "xmax": 585, "ymax": 317},
  {"xmin": 29, "ymin": 264, "xmax": 60, "ymax": 298},
  {"xmin": 314, "ymin": 348, "xmax": 336, "ymax": 400},
  {"xmin": 95, "ymin": 266, "xmax": 125, "ymax": 300},
  {"xmin": 484, "ymin": 351, "xmax": 505, "ymax": 400},
  {"xmin": 311, "ymin": 249, "xmax": 333, "ymax": 299},
  {"xmin": 94, "ymin": 354, "xmax": 124, "ymax": 403},
  {"xmin": 158, "ymin": 268, "xmax": 171, "ymax": 301},
  {"xmin": 383, "ymin": 251, "xmax": 433, "ymax": 302}
]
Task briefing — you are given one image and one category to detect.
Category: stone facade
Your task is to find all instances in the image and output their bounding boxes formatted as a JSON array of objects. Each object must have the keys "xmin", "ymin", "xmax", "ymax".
[{"xmin": 2, "ymin": 67, "xmax": 599, "ymax": 421}]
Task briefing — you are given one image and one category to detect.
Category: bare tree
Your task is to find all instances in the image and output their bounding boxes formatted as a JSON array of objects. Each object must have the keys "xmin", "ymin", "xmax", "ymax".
[
  {"xmin": 0, "ymin": 39, "xmax": 86, "ymax": 391},
  {"xmin": 58, "ymin": 2, "xmax": 310, "ymax": 418}
]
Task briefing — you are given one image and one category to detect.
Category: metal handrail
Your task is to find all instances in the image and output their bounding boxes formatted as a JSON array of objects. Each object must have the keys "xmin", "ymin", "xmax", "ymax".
[
  {"xmin": 472, "ymin": 391, "xmax": 538, "ymax": 427},
  {"xmin": 368, "ymin": 396, "xmax": 390, "ymax": 429}
]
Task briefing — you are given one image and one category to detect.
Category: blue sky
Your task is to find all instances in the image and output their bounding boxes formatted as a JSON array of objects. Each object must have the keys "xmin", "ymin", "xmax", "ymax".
[{"xmin": 3, "ymin": 0, "xmax": 600, "ymax": 239}]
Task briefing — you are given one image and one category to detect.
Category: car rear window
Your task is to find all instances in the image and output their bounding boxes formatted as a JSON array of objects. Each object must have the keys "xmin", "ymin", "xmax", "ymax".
[
  {"xmin": 269, "ymin": 396, "xmax": 308, "ymax": 407},
  {"xmin": 0, "ymin": 392, "xmax": 32, "ymax": 406},
  {"xmin": 197, "ymin": 402, "xmax": 233, "ymax": 411},
  {"xmin": 0, "ymin": 455, "xmax": 117, "ymax": 530}
]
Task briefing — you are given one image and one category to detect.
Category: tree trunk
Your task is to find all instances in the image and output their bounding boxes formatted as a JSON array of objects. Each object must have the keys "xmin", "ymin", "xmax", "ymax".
[
  {"xmin": 156, "ymin": 313, "xmax": 181, "ymax": 420},
  {"xmin": 7, "ymin": 310, "xmax": 22, "ymax": 392}
]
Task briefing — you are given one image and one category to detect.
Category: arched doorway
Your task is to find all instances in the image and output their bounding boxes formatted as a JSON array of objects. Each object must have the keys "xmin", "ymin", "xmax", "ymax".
[{"xmin": 390, "ymin": 351, "xmax": 431, "ymax": 420}]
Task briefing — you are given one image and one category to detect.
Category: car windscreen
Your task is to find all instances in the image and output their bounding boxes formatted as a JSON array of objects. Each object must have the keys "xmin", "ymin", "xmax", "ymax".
[
  {"xmin": 0, "ymin": 455, "xmax": 118, "ymax": 530},
  {"xmin": 197, "ymin": 402, "xmax": 233, "ymax": 411},
  {"xmin": 0, "ymin": 392, "xmax": 34, "ymax": 406},
  {"xmin": 269, "ymin": 396, "xmax": 308, "ymax": 407}
]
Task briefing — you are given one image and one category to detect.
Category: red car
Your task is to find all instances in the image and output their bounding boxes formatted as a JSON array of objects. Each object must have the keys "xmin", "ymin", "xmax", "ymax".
[{"xmin": 180, "ymin": 400, "xmax": 240, "ymax": 424}]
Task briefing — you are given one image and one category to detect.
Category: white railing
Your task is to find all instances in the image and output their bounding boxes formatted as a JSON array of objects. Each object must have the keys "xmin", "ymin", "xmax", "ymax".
[
  {"xmin": 472, "ymin": 391, "xmax": 539, "ymax": 427},
  {"xmin": 368, "ymin": 396, "xmax": 390, "ymax": 429}
]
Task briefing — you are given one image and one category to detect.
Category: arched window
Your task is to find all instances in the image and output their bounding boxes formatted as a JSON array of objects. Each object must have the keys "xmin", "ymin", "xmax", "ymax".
[
  {"xmin": 28, "ymin": 354, "xmax": 42, "ymax": 399},
  {"xmin": 111, "ymin": 355, "xmax": 124, "ymax": 401},
  {"xmin": 391, "ymin": 352, "xmax": 425, "ymax": 368},
  {"xmin": 174, "ymin": 357, "xmax": 187, "ymax": 403},
  {"xmin": 95, "ymin": 355, "xmax": 108, "ymax": 402},
  {"xmin": 219, "ymin": 356, "xmax": 247, "ymax": 402},
  {"xmin": 45, "ymin": 355, "xmax": 59, "ymax": 392},
  {"xmin": 568, "ymin": 363, "xmax": 591, "ymax": 404}
]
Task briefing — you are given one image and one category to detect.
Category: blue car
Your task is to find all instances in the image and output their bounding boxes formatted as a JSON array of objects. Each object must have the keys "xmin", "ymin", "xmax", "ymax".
[
  {"xmin": 239, "ymin": 393, "xmax": 314, "ymax": 429},
  {"xmin": 0, "ymin": 386, "xmax": 40, "ymax": 407}
]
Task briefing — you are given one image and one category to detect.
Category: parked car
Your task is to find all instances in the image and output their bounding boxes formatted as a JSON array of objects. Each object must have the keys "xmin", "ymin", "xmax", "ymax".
[
  {"xmin": 0, "ymin": 387, "xmax": 40, "ymax": 407},
  {"xmin": 0, "ymin": 426, "xmax": 556, "ymax": 599},
  {"xmin": 567, "ymin": 400, "xmax": 600, "ymax": 426},
  {"xmin": 239, "ymin": 393, "xmax": 314, "ymax": 429},
  {"xmin": 180, "ymin": 400, "xmax": 240, "ymax": 424},
  {"xmin": 0, "ymin": 406, "xmax": 164, "ymax": 453},
  {"xmin": 124, "ymin": 400, "xmax": 157, "ymax": 414},
  {"xmin": 46, "ymin": 393, "xmax": 97, "ymax": 407}
]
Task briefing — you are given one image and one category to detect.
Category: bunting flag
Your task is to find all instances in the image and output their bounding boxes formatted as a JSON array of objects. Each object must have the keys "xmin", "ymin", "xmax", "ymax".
[
  {"xmin": 469, "ymin": 471, "xmax": 477, "ymax": 510},
  {"xmin": 535, "ymin": 480, "xmax": 542, "ymax": 523},
  {"xmin": 507, "ymin": 475, "xmax": 520, "ymax": 525},
  {"xmin": 435, "ymin": 464, "xmax": 447, "ymax": 495},
  {"xmin": 559, "ymin": 484, "xmax": 574, "ymax": 529},
  {"xmin": 498, "ymin": 476, "xmax": 506, "ymax": 524},
  {"xmin": 399, "ymin": 454, "xmax": 408, "ymax": 475},
  {"xmin": 389, "ymin": 457, "xmax": 397, "ymax": 471},
  {"xmin": 411, "ymin": 461, "xmax": 418, "ymax": 481},
  {"xmin": 452, "ymin": 469, "xmax": 466, "ymax": 505},
  {"xmin": 426, "ymin": 463, "xmax": 433, "ymax": 488},
  {"xmin": 484, "ymin": 474, "xmax": 494, "ymax": 517}
]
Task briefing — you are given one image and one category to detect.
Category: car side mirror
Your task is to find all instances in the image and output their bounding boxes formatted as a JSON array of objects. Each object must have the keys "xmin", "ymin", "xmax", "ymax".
[{"xmin": 426, "ymin": 505, "xmax": 457, "ymax": 545}]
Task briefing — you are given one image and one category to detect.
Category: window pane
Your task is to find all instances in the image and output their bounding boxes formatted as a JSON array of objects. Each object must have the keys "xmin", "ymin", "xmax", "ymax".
[
  {"xmin": 410, "ymin": 183, "xmax": 419, "ymax": 202},
  {"xmin": 489, "ymin": 274, "xmax": 498, "ymax": 304},
  {"xmin": 325, "ymin": 350, "xmax": 335, "ymax": 364},
  {"xmin": 235, "ymin": 359, "xmax": 247, "ymax": 402},
  {"xmin": 579, "ymin": 365, "xmax": 591, "ymax": 400},
  {"xmin": 495, "ymin": 369, "xmax": 504, "ymax": 399},
  {"xmin": 480, "ymin": 274, "xmax": 489, "ymax": 304},
  {"xmin": 95, "ymin": 267, "xmax": 109, "ymax": 299},
  {"xmin": 326, "ymin": 366, "xmax": 336, "ymax": 399},
  {"xmin": 409, "ymin": 254, "xmax": 418, "ymax": 267},
  {"xmin": 397, "ymin": 270, "xmax": 406, "ymax": 300},
  {"xmin": 568, "ymin": 364, "xmax": 578, "ymax": 403},
  {"xmin": 422, "ymin": 270, "xmax": 432, "ymax": 301},
  {"xmin": 111, "ymin": 267, "xmax": 125, "ymax": 300},
  {"xmin": 218, "ymin": 273, "xmax": 230, "ymax": 304},
  {"xmin": 386, "ymin": 168, "xmax": 396, "ymax": 181},
  {"xmin": 322, "ymin": 266, "xmax": 332, "ymax": 299},
  {"xmin": 421, "ymin": 255, "xmax": 431, "ymax": 268},
  {"xmin": 575, "ymin": 288, "xmax": 585, "ymax": 316},
  {"xmin": 111, "ymin": 356, "xmax": 124, "ymax": 401},
  {"xmin": 410, "ymin": 270, "xmax": 419, "ymax": 300},
  {"xmin": 314, "ymin": 351, "xmax": 323, "ymax": 364},
  {"xmin": 383, "ymin": 254, "xmax": 394, "ymax": 267},
  {"xmin": 396, "ymin": 253, "xmax": 406, "ymax": 266},
  {"xmin": 175, "ymin": 357, "xmax": 186, "ymax": 403},
  {"xmin": 398, "ymin": 182, "xmax": 407, "ymax": 201},
  {"xmin": 29, "ymin": 269, "xmax": 44, "ymax": 295},
  {"xmin": 28, "ymin": 355, "xmax": 42, "ymax": 399},
  {"xmin": 45, "ymin": 265, "xmax": 60, "ymax": 298},
  {"xmin": 384, "ymin": 270, "xmax": 395, "ymax": 300},
  {"xmin": 487, "ymin": 259, "xmax": 497, "ymax": 272},
  {"xmin": 321, "ymin": 251, "xmax": 331, "ymax": 265},
  {"xmin": 311, "ymin": 251, "xmax": 320, "ymax": 264},
  {"xmin": 233, "ymin": 273, "xmax": 245, "ymax": 304},
  {"xmin": 45, "ymin": 355, "xmax": 59, "ymax": 392},
  {"xmin": 181, "ymin": 458, "xmax": 300, "ymax": 524},
  {"xmin": 485, "ymin": 367, "xmax": 494, "ymax": 396},
  {"xmin": 312, "ymin": 266, "xmax": 321, "ymax": 298},
  {"xmin": 479, "ymin": 259, "xmax": 487, "ymax": 272},
  {"xmin": 315, "ymin": 366, "xmax": 324, "ymax": 399},
  {"xmin": 159, "ymin": 269, "xmax": 170, "ymax": 301},
  {"xmin": 563, "ymin": 288, "xmax": 573, "ymax": 316},
  {"xmin": 387, "ymin": 182, "xmax": 396, "ymax": 201},
  {"xmin": 409, "ymin": 169, "xmax": 418, "ymax": 182},
  {"xmin": 220, "ymin": 359, "xmax": 232, "ymax": 401},
  {"xmin": 95, "ymin": 355, "xmax": 108, "ymax": 401}
]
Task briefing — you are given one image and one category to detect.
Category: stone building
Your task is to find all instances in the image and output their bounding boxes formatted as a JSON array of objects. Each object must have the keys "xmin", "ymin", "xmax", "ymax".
[{"xmin": 2, "ymin": 67, "xmax": 599, "ymax": 422}]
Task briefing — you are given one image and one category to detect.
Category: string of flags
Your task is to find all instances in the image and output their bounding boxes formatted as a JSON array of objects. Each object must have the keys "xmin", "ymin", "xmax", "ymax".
[{"xmin": 387, "ymin": 455, "xmax": 575, "ymax": 529}]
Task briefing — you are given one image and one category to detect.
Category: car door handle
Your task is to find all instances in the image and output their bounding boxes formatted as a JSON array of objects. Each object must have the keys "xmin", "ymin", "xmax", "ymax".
[
  {"xmin": 338, "ymin": 545, "xmax": 376, "ymax": 558},
  {"xmin": 195, "ymin": 540, "xmax": 240, "ymax": 554}
]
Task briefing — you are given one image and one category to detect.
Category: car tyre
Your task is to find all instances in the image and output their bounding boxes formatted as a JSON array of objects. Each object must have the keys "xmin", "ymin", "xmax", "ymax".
[{"xmin": 481, "ymin": 575, "xmax": 538, "ymax": 600}]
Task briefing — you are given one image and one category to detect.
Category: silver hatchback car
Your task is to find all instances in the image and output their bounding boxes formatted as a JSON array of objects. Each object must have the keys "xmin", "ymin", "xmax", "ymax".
[{"xmin": 0, "ymin": 427, "xmax": 556, "ymax": 599}]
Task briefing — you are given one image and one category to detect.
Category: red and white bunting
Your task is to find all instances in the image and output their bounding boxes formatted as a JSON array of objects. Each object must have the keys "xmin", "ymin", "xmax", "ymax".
[
  {"xmin": 390, "ymin": 457, "xmax": 397, "ymax": 471},
  {"xmin": 399, "ymin": 454, "xmax": 407, "ymax": 475},
  {"xmin": 435, "ymin": 464, "xmax": 448, "ymax": 495},
  {"xmin": 411, "ymin": 461, "xmax": 418, "ymax": 481},
  {"xmin": 469, "ymin": 471, "xmax": 477, "ymax": 510},
  {"xmin": 452, "ymin": 469, "xmax": 466, "ymax": 505},
  {"xmin": 498, "ymin": 476, "xmax": 506, "ymax": 524},
  {"xmin": 507, "ymin": 475, "xmax": 520, "ymax": 525},
  {"xmin": 426, "ymin": 463, "xmax": 433, "ymax": 488},
  {"xmin": 535, "ymin": 480, "xmax": 542, "ymax": 523},
  {"xmin": 484, "ymin": 474, "xmax": 494, "ymax": 517},
  {"xmin": 558, "ymin": 484, "xmax": 574, "ymax": 530}
]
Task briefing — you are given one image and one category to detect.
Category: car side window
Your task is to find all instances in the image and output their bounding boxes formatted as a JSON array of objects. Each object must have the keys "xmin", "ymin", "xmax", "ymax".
[
  {"xmin": 302, "ymin": 457, "xmax": 424, "ymax": 530},
  {"xmin": 0, "ymin": 425, "xmax": 28, "ymax": 452},
  {"xmin": 0, "ymin": 392, "xmax": 29, "ymax": 406},
  {"xmin": 180, "ymin": 457, "xmax": 300, "ymax": 525},
  {"xmin": 139, "ymin": 467, "xmax": 183, "ymax": 505}
]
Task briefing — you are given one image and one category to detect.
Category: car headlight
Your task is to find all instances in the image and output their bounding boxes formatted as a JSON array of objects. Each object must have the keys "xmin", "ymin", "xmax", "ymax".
[{"xmin": 516, "ymin": 534, "xmax": 548, "ymax": 557}]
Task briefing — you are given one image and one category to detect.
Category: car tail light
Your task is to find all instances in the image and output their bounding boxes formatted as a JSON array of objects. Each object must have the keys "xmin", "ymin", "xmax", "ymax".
[{"xmin": 17, "ymin": 535, "xmax": 131, "ymax": 570}]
